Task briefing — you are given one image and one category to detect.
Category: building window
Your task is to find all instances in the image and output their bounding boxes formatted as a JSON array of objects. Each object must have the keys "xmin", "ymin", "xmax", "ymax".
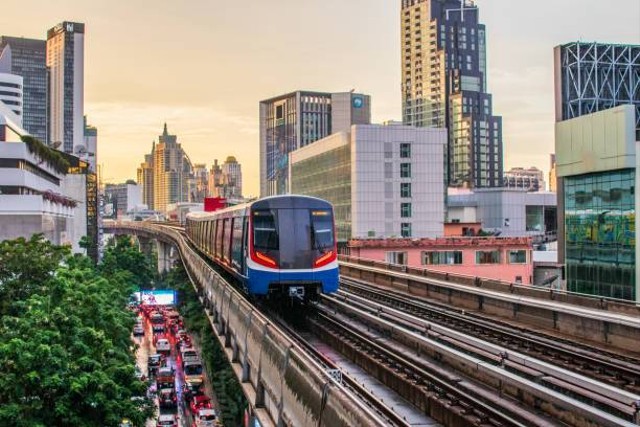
[
  {"xmin": 400, "ymin": 183, "xmax": 412, "ymax": 198},
  {"xmin": 401, "ymin": 223, "xmax": 412, "ymax": 238},
  {"xmin": 508, "ymin": 250, "xmax": 527, "ymax": 264},
  {"xmin": 422, "ymin": 251, "xmax": 462, "ymax": 265},
  {"xmin": 400, "ymin": 163, "xmax": 412, "ymax": 178},
  {"xmin": 476, "ymin": 250, "xmax": 501, "ymax": 264},
  {"xmin": 400, "ymin": 143, "xmax": 411, "ymax": 158},
  {"xmin": 401, "ymin": 203, "xmax": 412, "ymax": 218},
  {"xmin": 386, "ymin": 251, "xmax": 407, "ymax": 265}
]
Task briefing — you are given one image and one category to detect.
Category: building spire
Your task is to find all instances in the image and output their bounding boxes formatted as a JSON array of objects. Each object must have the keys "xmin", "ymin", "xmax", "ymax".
[{"xmin": 163, "ymin": 122, "xmax": 168, "ymax": 136}]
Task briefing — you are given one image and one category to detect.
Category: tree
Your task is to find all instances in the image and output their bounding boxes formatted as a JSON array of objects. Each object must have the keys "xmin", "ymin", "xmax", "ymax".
[
  {"xmin": 0, "ymin": 235, "xmax": 154, "ymax": 426},
  {"xmin": 100, "ymin": 236, "xmax": 154, "ymax": 289},
  {"xmin": 0, "ymin": 234, "xmax": 69, "ymax": 316}
]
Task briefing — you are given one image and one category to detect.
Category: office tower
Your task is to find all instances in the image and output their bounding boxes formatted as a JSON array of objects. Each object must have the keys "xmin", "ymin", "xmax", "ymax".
[
  {"xmin": 259, "ymin": 90, "xmax": 371, "ymax": 196},
  {"xmin": 209, "ymin": 159, "xmax": 222, "ymax": 197},
  {"xmin": 0, "ymin": 37, "xmax": 47, "ymax": 142},
  {"xmin": 554, "ymin": 42, "xmax": 640, "ymax": 301},
  {"xmin": 0, "ymin": 71, "xmax": 23, "ymax": 125},
  {"xmin": 104, "ymin": 181, "xmax": 142, "ymax": 218},
  {"xmin": 137, "ymin": 147, "xmax": 155, "ymax": 210},
  {"xmin": 401, "ymin": 0, "xmax": 503, "ymax": 188},
  {"xmin": 152, "ymin": 123, "xmax": 193, "ymax": 213},
  {"xmin": 549, "ymin": 154, "xmax": 557, "ymax": 193},
  {"xmin": 47, "ymin": 21, "xmax": 84, "ymax": 154},
  {"xmin": 503, "ymin": 167, "xmax": 545, "ymax": 192},
  {"xmin": 83, "ymin": 116, "xmax": 97, "ymax": 172}
]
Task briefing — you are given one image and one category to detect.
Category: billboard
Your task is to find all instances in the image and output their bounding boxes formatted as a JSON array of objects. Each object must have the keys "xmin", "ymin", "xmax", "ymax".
[{"xmin": 133, "ymin": 290, "xmax": 177, "ymax": 306}]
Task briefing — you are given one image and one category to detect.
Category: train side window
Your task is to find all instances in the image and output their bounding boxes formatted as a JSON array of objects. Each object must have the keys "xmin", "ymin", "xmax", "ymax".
[
  {"xmin": 216, "ymin": 219, "xmax": 224, "ymax": 258},
  {"xmin": 223, "ymin": 218, "xmax": 232, "ymax": 262},
  {"xmin": 211, "ymin": 220, "xmax": 217, "ymax": 255},
  {"xmin": 253, "ymin": 210, "xmax": 278, "ymax": 250},
  {"xmin": 231, "ymin": 216, "xmax": 243, "ymax": 269}
]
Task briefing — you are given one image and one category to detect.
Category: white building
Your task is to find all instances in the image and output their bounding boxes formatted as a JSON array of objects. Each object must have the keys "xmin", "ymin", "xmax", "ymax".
[
  {"xmin": 447, "ymin": 188, "xmax": 557, "ymax": 241},
  {"xmin": 47, "ymin": 21, "xmax": 84, "ymax": 153},
  {"xmin": 290, "ymin": 123, "xmax": 446, "ymax": 242},
  {"xmin": 0, "ymin": 72, "xmax": 23, "ymax": 127},
  {"xmin": 0, "ymin": 103, "xmax": 74, "ymax": 245}
]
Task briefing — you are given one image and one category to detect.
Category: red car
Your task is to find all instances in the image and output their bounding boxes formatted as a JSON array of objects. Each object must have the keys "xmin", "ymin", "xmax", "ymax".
[{"xmin": 189, "ymin": 395, "xmax": 212, "ymax": 414}]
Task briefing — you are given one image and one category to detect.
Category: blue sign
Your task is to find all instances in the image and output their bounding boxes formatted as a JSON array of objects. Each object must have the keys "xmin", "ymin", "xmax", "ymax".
[{"xmin": 352, "ymin": 96, "xmax": 364, "ymax": 109}]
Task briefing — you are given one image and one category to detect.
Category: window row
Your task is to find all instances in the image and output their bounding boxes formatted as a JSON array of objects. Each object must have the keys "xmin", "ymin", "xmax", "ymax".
[{"xmin": 386, "ymin": 249, "xmax": 529, "ymax": 266}]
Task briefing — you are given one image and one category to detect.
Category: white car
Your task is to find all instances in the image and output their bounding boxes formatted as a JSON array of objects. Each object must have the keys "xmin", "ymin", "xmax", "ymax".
[
  {"xmin": 156, "ymin": 414, "xmax": 178, "ymax": 426},
  {"xmin": 156, "ymin": 338, "xmax": 171, "ymax": 354},
  {"xmin": 194, "ymin": 409, "xmax": 218, "ymax": 427}
]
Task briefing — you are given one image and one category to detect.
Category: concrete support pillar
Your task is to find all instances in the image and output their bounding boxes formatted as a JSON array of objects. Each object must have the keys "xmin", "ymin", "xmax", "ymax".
[{"xmin": 157, "ymin": 240, "xmax": 169, "ymax": 275}]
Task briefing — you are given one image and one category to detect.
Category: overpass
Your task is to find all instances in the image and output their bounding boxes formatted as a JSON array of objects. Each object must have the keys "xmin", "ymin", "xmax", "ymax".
[{"xmin": 105, "ymin": 221, "xmax": 388, "ymax": 427}]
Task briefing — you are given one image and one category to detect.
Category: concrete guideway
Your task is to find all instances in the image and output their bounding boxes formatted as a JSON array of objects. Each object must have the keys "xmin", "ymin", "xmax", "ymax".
[
  {"xmin": 318, "ymin": 293, "xmax": 640, "ymax": 427},
  {"xmin": 339, "ymin": 259, "xmax": 640, "ymax": 352},
  {"xmin": 108, "ymin": 221, "xmax": 391, "ymax": 427}
]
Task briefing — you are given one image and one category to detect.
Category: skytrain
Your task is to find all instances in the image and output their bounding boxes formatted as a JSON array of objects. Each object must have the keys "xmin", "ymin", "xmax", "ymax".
[{"xmin": 185, "ymin": 195, "xmax": 339, "ymax": 301}]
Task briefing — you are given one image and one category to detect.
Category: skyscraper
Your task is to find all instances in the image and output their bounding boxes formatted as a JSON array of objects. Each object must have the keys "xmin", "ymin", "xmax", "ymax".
[
  {"xmin": 47, "ymin": 21, "xmax": 84, "ymax": 154},
  {"xmin": 259, "ymin": 90, "xmax": 371, "ymax": 196},
  {"xmin": 221, "ymin": 156, "xmax": 243, "ymax": 199},
  {"xmin": 0, "ymin": 37, "xmax": 48, "ymax": 143},
  {"xmin": 401, "ymin": 0, "xmax": 503, "ymax": 188},
  {"xmin": 152, "ymin": 124, "xmax": 193, "ymax": 213}
]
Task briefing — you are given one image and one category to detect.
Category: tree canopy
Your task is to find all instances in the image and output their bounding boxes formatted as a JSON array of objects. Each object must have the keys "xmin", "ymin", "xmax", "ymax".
[{"xmin": 0, "ymin": 234, "xmax": 154, "ymax": 426}]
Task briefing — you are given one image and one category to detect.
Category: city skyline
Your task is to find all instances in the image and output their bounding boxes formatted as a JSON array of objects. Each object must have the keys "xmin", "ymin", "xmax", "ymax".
[{"xmin": 1, "ymin": 0, "xmax": 639, "ymax": 196}]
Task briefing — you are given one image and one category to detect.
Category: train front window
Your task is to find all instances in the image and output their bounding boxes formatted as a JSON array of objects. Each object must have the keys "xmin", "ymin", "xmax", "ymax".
[
  {"xmin": 253, "ymin": 210, "xmax": 278, "ymax": 250},
  {"xmin": 311, "ymin": 210, "xmax": 334, "ymax": 250}
]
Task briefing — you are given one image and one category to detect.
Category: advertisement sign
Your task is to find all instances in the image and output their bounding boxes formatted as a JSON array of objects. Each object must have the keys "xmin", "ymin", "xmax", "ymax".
[{"xmin": 133, "ymin": 290, "xmax": 177, "ymax": 305}]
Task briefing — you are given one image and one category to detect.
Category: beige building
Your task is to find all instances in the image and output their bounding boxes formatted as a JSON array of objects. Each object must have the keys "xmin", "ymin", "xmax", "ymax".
[{"xmin": 136, "ymin": 124, "xmax": 193, "ymax": 213}]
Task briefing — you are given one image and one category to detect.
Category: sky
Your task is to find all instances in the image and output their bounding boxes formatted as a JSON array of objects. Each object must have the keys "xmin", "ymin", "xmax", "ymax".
[{"xmin": 2, "ymin": 0, "xmax": 639, "ymax": 196}]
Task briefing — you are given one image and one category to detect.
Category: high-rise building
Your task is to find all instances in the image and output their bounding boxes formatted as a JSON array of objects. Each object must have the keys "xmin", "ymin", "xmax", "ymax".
[
  {"xmin": 47, "ymin": 21, "xmax": 84, "ymax": 154},
  {"xmin": 0, "ymin": 37, "xmax": 47, "ymax": 142},
  {"xmin": 137, "ymin": 146, "xmax": 154, "ymax": 210},
  {"xmin": 259, "ymin": 90, "xmax": 371, "ymax": 196},
  {"xmin": 190, "ymin": 163, "xmax": 209, "ymax": 203},
  {"xmin": 82, "ymin": 116, "xmax": 97, "ymax": 172},
  {"xmin": 554, "ymin": 42, "xmax": 640, "ymax": 138},
  {"xmin": 554, "ymin": 41, "xmax": 640, "ymax": 301},
  {"xmin": 401, "ymin": 0, "xmax": 503, "ymax": 188},
  {"xmin": 151, "ymin": 124, "xmax": 193, "ymax": 213},
  {"xmin": 221, "ymin": 156, "xmax": 242, "ymax": 199},
  {"xmin": 209, "ymin": 159, "xmax": 222, "ymax": 197},
  {"xmin": 503, "ymin": 167, "xmax": 545, "ymax": 192},
  {"xmin": 104, "ymin": 181, "xmax": 142, "ymax": 218},
  {"xmin": 0, "ymin": 72, "xmax": 23, "ymax": 125}
]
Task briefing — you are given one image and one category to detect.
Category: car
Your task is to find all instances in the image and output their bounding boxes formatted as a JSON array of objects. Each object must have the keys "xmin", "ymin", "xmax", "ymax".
[
  {"xmin": 147, "ymin": 353, "xmax": 164, "ymax": 377},
  {"xmin": 193, "ymin": 408, "xmax": 218, "ymax": 427},
  {"xmin": 157, "ymin": 414, "xmax": 178, "ymax": 426},
  {"xmin": 156, "ymin": 338, "xmax": 171, "ymax": 354},
  {"xmin": 152, "ymin": 324, "xmax": 166, "ymax": 334},
  {"xmin": 158, "ymin": 387, "xmax": 177, "ymax": 408},
  {"xmin": 189, "ymin": 395, "xmax": 212, "ymax": 414},
  {"xmin": 133, "ymin": 325, "xmax": 145, "ymax": 336}
]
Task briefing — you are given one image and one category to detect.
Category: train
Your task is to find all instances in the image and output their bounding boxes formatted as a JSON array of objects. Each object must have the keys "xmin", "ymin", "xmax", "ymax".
[{"xmin": 185, "ymin": 195, "xmax": 339, "ymax": 302}]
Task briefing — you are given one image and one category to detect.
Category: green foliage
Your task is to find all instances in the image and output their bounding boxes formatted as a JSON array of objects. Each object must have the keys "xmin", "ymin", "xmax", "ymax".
[
  {"xmin": 21, "ymin": 135, "xmax": 70, "ymax": 175},
  {"xmin": 161, "ymin": 265, "xmax": 247, "ymax": 426},
  {"xmin": 100, "ymin": 236, "xmax": 154, "ymax": 289},
  {"xmin": 0, "ymin": 235, "xmax": 154, "ymax": 426},
  {"xmin": 0, "ymin": 234, "xmax": 70, "ymax": 316}
]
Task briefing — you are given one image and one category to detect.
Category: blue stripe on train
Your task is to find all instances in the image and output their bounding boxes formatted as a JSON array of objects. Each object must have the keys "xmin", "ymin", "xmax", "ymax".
[{"xmin": 246, "ymin": 267, "xmax": 339, "ymax": 295}]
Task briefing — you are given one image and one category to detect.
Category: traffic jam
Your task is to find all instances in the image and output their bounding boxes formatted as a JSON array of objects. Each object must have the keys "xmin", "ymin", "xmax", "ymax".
[{"xmin": 132, "ymin": 291, "xmax": 221, "ymax": 427}]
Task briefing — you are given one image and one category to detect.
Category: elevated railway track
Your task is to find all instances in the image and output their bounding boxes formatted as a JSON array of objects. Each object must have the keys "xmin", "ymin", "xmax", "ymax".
[{"xmin": 105, "ymin": 222, "xmax": 640, "ymax": 427}]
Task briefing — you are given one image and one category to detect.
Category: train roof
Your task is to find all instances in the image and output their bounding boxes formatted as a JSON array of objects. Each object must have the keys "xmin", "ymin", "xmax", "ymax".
[{"xmin": 186, "ymin": 195, "xmax": 332, "ymax": 221}]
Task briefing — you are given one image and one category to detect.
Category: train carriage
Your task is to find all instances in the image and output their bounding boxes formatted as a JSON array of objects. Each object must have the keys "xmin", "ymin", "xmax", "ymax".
[{"xmin": 185, "ymin": 195, "xmax": 339, "ymax": 301}]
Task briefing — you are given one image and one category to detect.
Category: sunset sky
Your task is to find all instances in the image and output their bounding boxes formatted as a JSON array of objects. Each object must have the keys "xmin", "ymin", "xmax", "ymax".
[{"xmin": 2, "ymin": 0, "xmax": 639, "ymax": 196}]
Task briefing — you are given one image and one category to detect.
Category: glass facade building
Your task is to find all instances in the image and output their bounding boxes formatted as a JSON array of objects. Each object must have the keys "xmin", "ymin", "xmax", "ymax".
[
  {"xmin": 0, "ymin": 37, "xmax": 48, "ymax": 143},
  {"xmin": 290, "ymin": 143, "xmax": 351, "ymax": 242},
  {"xmin": 564, "ymin": 169, "xmax": 635, "ymax": 300}
]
